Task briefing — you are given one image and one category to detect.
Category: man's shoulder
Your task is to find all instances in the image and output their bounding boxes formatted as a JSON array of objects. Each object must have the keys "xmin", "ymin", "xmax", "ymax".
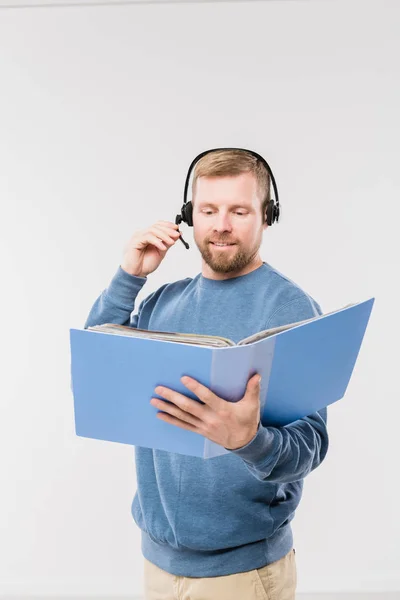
[
  {"xmin": 261, "ymin": 261, "xmax": 307, "ymax": 291},
  {"xmin": 145, "ymin": 275, "xmax": 194, "ymax": 303},
  {"xmin": 260, "ymin": 262, "xmax": 322, "ymax": 324},
  {"xmin": 159, "ymin": 275, "xmax": 194, "ymax": 293}
]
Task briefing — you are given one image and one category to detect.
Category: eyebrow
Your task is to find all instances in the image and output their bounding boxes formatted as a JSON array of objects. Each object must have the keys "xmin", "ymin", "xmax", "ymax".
[{"xmin": 197, "ymin": 202, "xmax": 251, "ymax": 209}]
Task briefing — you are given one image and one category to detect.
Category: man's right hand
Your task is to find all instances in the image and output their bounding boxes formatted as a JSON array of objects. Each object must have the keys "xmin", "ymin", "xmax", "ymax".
[{"xmin": 121, "ymin": 221, "xmax": 182, "ymax": 278}]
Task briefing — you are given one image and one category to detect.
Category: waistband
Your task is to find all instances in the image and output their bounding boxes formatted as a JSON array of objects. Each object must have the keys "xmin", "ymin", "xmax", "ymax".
[{"xmin": 141, "ymin": 524, "xmax": 293, "ymax": 577}]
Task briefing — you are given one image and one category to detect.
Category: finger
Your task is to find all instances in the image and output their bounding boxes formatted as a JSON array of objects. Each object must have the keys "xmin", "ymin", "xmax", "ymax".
[
  {"xmin": 154, "ymin": 386, "xmax": 207, "ymax": 419},
  {"xmin": 151, "ymin": 225, "xmax": 181, "ymax": 246},
  {"xmin": 154, "ymin": 223, "xmax": 181, "ymax": 239},
  {"xmin": 144, "ymin": 233, "xmax": 168, "ymax": 251},
  {"xmin": 156, "ymin": 411, "xmax": 200, "ymax": 433},
  {"xmin": 151, "ymin": 398, "xmax": 203, "ymax": 427},
  {"xmin": 156, "ymin": 221, "xmax": 180, "ymax": 230},
  {"xmin": 248, "ymin": 374, "xmax": 262, "ymax": 390},
  {"xmin": 149, "ymin": 225, "xmax": 180, "ymax": 243},
  {"xmin": 180, "ymin": 377, "xmax": 222, "ymax": 410},
  {"xmin": 244, "ymin": 374, "xmax": 262, "ymax": 404}
]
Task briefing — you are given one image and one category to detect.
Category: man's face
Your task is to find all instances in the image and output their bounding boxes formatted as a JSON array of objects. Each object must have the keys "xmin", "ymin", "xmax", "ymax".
[{"xmin": 192, "ymin": 172, "xmax": 267, "ymax": 275}]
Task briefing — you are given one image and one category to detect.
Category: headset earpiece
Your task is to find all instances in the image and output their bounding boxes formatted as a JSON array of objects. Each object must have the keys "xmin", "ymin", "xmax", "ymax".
[
  {"xmin": 175, "ymin": 202, "xmax": 193, "ymax": 249},
  {"xmin": 266, "ymin": 199, "xmax": 280, "ymax": 226},
  {"xmin": 181, "ymin": 201, "xmax": 193, "ymax": 227}
]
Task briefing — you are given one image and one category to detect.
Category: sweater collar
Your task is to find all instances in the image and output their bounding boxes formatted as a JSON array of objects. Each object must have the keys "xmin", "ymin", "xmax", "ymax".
[{"xmin": 198, "ymin": 262, "xmax": 266, "ymax": 289}]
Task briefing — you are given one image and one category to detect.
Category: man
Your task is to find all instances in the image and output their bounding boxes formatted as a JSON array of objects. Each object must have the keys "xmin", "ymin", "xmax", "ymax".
[{"xmin": 84, "ymin": 149, "xmax": 329, "ymax": 600}]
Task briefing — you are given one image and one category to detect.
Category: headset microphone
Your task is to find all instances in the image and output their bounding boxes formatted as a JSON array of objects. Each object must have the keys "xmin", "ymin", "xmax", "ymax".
[{"xmin": 175, "ymin": 215, "xmax": 190, "ymax": 249}]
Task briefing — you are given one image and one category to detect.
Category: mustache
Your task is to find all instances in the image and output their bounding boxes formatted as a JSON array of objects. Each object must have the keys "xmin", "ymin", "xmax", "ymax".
[{"xmin": 208, "ymin": 238, "xmax": 237, "ymax": 244}]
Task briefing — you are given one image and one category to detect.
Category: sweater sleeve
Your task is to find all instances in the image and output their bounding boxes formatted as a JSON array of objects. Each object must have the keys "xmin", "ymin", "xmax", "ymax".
[
  {"xmin": 84, "ymin": 265, "xmax": 148, "ymax": 329},
  {"xmin": 229, "ymin": 294, "xmax": 329, "ymax": 483},
  {"xmin": 229, "ymin": 409, "xmax": 328, "ymax": 483}
]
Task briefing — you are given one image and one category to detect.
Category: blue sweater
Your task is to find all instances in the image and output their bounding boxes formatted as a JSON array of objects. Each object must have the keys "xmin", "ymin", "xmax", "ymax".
[{"xmin": 84, "ymin": 261, "xmax": 329, "ymax": 577}]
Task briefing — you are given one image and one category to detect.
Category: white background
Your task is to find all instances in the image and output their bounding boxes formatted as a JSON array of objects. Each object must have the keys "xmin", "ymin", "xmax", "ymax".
[{"xmin": 0, "ymin": 0, "xmax": 399, "ymax": 596}]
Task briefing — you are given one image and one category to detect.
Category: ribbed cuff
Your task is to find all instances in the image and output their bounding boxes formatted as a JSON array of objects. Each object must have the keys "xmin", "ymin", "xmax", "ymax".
[{"xmin": 106, "ymin": 265, "xmax": 147, "ymax": 308}]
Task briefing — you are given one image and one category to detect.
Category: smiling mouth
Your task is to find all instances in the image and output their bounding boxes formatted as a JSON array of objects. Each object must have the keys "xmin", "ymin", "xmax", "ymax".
[{"xmin": 210, "ymin": 242, "xmax": 236, "ymax": 247}]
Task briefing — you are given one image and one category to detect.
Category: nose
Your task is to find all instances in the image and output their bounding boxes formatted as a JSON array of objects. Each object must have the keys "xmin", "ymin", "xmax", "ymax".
[{"xmin": 213, "ymin": 211, "xmax": 233, "ymax": 233}]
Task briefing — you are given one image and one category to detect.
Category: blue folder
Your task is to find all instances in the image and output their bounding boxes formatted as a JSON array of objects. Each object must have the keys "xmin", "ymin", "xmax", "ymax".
[{"xmin": 70, "ymin": 298, "xmax": 374, "ymax": 458}]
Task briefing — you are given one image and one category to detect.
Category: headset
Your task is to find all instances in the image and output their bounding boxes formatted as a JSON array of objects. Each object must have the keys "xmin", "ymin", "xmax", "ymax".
[{"xmin": 175, "ymin": 147, "xmax": 280, "ymax": 249}]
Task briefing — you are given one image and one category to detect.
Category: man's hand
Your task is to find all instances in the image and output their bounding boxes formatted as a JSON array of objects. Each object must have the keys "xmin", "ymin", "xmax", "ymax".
[
  {"xmin": 121, "ymin": 221, "xmax": 181, "ymax": 278},
  {"xmin": 150, "ymin": 374, "xmax": 262, "ymax": 450}
]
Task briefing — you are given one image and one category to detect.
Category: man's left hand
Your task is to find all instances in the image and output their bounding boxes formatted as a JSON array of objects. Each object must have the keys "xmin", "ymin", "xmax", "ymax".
[{"xmin": 150, "ymin": 374, "xmax": 262, "ymax": 450}]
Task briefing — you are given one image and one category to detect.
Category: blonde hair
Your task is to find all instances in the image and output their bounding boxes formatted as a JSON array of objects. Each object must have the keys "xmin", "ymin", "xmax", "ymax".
[{"xmin": 191, "ymin": 149, "xmax": 271, "ymax": 222}]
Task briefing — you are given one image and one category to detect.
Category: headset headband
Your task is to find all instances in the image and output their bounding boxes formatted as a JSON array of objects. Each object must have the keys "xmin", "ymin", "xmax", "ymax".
[{"xmin": 183, "ymin": 147, "xmax": 279, "ymax": 208}]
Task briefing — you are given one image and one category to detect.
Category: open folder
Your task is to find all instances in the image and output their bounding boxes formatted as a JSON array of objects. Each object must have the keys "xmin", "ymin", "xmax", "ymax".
[{"xmin": 69, "ymin": 297, "xmax": 374, "ymax": 459}]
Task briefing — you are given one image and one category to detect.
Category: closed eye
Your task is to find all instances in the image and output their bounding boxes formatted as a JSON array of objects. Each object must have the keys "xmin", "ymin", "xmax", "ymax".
[{"xmin": 202, "ymin": 211, "xmax": 247, "ymax": 216}]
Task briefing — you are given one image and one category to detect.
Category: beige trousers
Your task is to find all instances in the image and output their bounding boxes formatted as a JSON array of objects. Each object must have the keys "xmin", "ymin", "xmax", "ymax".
[{"xmin": 144, "ymin": 548, "xmax": 297, "ymax": 600}]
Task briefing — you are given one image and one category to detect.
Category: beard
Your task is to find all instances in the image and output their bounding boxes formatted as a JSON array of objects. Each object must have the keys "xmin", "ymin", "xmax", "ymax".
[{"xmin": 194, "ymin": 234, "xmax": 261, "ymax": 274}]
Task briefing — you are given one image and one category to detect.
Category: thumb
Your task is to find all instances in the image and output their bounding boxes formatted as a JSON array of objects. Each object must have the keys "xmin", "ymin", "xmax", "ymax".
[
  {"xmin": 248, "ymin": 374, "xmax": 261, "ymax": 392},
  {"xmin": 241, "ymin": 375, "xmax": 261, "ymax": 404}
]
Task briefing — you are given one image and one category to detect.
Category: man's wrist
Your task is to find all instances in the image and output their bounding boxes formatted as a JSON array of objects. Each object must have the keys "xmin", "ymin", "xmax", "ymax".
[
  {"xmin": 120, "ymin": 264, "xmax": 147, "ymax": 278},
  {"xmin": 226, "ymin": 423, "xmax": 260, "ymax": 451},
  {"xmin": 228, "ymin": 423, "xmax": 276, "ymax": 465}
]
